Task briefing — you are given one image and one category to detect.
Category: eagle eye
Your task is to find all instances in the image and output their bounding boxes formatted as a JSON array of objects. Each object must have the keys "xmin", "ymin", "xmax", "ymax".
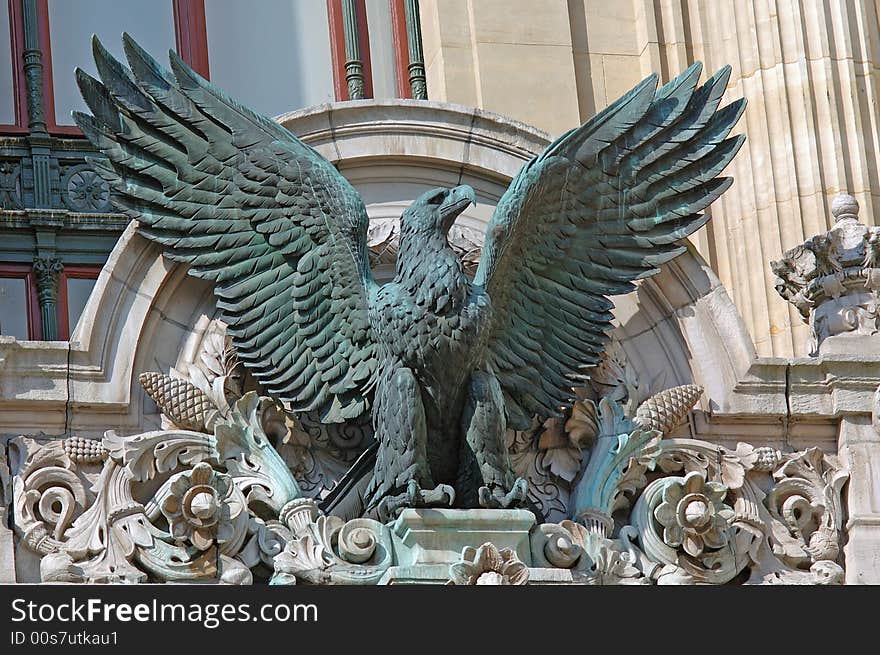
[{"xmin": 427, "ymin": 190, "xmax": 446, "ymax": 205}]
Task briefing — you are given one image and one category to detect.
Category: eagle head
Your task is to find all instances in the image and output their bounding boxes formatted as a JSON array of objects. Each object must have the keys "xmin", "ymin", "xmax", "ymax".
[{"xmin": 403, "ymin": 184, "xmax": 476, "ymax": 236}]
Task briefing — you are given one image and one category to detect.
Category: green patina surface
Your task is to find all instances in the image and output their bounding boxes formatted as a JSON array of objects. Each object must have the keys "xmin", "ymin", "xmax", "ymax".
[{"xmin": 74, "ymin": 34, "xmax": 743, "ymax": 522}]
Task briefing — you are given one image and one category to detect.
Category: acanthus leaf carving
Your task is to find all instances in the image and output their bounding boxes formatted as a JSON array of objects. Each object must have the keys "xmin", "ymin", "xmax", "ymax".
[{"xmin": 11, "ymin": 328, "xmax": 849, "ymax": 586}]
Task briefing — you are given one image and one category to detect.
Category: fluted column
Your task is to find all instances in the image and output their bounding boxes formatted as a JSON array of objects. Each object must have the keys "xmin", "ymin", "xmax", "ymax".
[
  {"xmin": 22, "ymin": 0, "xmax": 52, "ymax": 209},
  {"xmin": 632, "ymin": 0, "xmax": 880, "ymax": 357}
]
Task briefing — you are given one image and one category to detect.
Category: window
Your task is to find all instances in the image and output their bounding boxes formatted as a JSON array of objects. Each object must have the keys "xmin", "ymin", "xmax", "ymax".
[
  {"xmin": 0, "ymin": 1, "xmax": 16, "ymax": 125},
  {"xmin": 3, "ymin": 0, "xmax": 419, "ymax": 135},
  {"xmin": 204, "ymin": 0, "xmax": 335, "ymax": 117},
  {"xmin": 1, "ymin": 0, "xmax": 26, "ymax": 132},
  {"xmin": 46, "ymin": 0, "xmax": 177, "ymax": 127},
  {"xmin": 364, "ymin": 0, "xmax": 397, "ymax": 99},
  {"xmin": 57, "ymin": 265, "xmax": 101, "ymax": 340},
  {"xmin": 0, "ymin": 264, "xmax": 40, "ymax": 340}
]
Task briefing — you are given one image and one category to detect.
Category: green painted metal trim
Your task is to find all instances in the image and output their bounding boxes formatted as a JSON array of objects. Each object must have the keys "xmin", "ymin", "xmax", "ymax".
[
  {"xmin": 341, "ymin": 0, "xmax": 365, "ymax": 100},
  {"xmin": 403, "ymin": 0, "xmax": 427, "ymax": 100}
]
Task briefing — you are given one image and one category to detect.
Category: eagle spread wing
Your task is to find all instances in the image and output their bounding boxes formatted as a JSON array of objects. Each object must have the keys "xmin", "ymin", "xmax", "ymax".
[
  {"xmin": 75, "ymin": 35, "xmax": 377, "ymax": 422},
  {"xmin": 476, "ymin": 62, "xmax": 745, "ymax": 430}
]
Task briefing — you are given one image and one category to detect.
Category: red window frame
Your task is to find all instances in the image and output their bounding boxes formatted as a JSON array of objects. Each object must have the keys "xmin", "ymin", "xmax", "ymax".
[
  {"xmin": 328, "ymin": 0, "xmax": 411, "ymax": 102},
  {"xmin": 1, "ymin": 0, "xmax": 29, "ymax": 134},
  {"xmin": 173, "ymin": 0, "xmax": 210, "ymax": 79},
  {"xmin": 390, "ymin": 0, "xmax": 411, "ymax": 99},
  {"xmin": 7, "ymin": 0, "xmax": 412, "ymax": 136},
  {"xmin": 0, "ymin": 263, "xmax": 42, "ymax": 340},
  {"xmin": 56, "ymin": 264, "xmax": 101, "ymax": 340},
  {"xmin": 39, "ymin": 0, "xmax": 210, "ymax": 136}
]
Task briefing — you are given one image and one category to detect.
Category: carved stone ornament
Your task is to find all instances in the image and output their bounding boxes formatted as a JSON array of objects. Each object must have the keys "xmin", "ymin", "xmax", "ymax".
[
  {"xmin": 8, "ymin": 38, "xmax": 851, "ymax": 585},
  {"xmin": 269, "ymin": 498, "xmax": 392, "ymax": 585},
  {"xmin": 771, "ymin": 193, "xmax": 880, "ymax": 354},
  {"xmin": 62, "ymin": 164, "xmax": 112, "ymax": 212},
  {"xmin": 11, "ymin": 329, "xmax": 850, "ymax": 584},
  {"xmin": 0, "ymin": 160, "xmax": 23, "ymax": 210},
  {"xmin": 447, "ymin": 543, "xmax": 529, "ymax": 585},
  {"xmin": 32, "ymin": 256, "xmax": 63, "ymax": 306}
]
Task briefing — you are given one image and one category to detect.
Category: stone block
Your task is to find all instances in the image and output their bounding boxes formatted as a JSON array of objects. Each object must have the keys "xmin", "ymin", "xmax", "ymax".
[{"xmin": 391, "ymin": 508, "xmax": 535, "ymax": 567}]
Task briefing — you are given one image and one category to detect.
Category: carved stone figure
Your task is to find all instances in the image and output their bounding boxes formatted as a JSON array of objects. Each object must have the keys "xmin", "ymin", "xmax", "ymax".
[
  {"xmin": 770, "ymin": 193, "xmax": 880, "ymax": 354},
  {"xmin": 73, "ymin": 34, "xmax": 744, "ymax": 522}
]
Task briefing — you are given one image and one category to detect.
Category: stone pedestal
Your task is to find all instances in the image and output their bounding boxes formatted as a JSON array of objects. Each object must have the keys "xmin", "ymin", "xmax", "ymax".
[
  {"xmin": 771, "ymin": 194, "xmax": 880, "ymax": 356},
  {"xmin": 839, "ymin": 415, "xmax": 880, "ymax": 584},
  {"xmin": 380, "ymin": 508, "xmax": 535, "ymax": 585},
  {"xmin": 0, "ymin": 444, "xmax": 15, "ymax": 582}
]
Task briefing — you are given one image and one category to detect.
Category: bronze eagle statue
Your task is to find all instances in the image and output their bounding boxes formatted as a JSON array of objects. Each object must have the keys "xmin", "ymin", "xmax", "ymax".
[{"xmin": 74, "ymin": 35, "xmax": 744, "ymax": 520}]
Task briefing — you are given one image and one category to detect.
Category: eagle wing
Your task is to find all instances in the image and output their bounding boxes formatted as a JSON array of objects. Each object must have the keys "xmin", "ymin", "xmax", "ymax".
[
  {"xmin": 75, "ymin": 35, "xmax": 377, "ymax": 422},
  {"xmin": 474, "ymin": 63, "xmax": 744, "ymax": 429}
]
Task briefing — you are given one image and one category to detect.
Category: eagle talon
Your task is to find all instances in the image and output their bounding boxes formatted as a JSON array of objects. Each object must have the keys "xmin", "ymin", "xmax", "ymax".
[
  {"xmin": 376, "ymin": 481, "xmax": 456, "ymax": 522},
  {"xmin": 478, "ymin": 477, "xmax": 529, "ymax": 509}
]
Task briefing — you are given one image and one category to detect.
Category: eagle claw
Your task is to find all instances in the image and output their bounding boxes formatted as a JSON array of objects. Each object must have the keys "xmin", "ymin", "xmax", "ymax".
[
  {"xmin": 376, "ymin": 481, "xmax": 456, "ymax": 522},
  {"xmin": 478, "ymin": 477, "xmax": 528, "ymax": 509}
]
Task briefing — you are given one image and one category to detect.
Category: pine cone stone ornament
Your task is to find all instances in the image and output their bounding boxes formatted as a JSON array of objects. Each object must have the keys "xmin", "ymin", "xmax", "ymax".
[
  {"xmin": 634, "ymin": 384, "xmax": 703, "ymax": 435},
  {"xmin": 139, "ymin": 372, "xmax": 216, "ymax": 432}
]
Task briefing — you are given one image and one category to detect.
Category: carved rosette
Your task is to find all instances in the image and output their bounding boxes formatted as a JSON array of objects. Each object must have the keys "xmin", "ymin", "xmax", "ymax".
[
  {"xmin": 771, "ymin": 193, "xmax": 880, "ymax": 354},
  {"xmin": 161, "ymin": 462, "xmax": 246, "ymax": 551},
  {"xmin": 651, "ymin": 472, "xmax": 735, "ymax": 558},
  {"xmin": 62, "ymin": 164, "xmax": 112, "ymax": 212}
]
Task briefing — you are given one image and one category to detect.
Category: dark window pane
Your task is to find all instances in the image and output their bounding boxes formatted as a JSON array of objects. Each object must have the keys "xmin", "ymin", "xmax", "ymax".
[{"xmin": 0, "ymin": 277, "xmax": 29, "ymax": 339}]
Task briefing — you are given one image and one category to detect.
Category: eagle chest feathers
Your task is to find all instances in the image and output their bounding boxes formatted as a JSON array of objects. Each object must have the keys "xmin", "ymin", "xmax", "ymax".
[{"xmin": 372, "ymin": 249, "xmax": 491, "ymax": 392}]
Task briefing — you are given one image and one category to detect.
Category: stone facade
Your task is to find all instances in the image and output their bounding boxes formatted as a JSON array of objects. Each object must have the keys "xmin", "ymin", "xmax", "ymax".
[
  {"xmin": 419, "ymin": 0, "xmax": 880, "ymax": 359},
  {"xmin": 1, "ymin": 102, "xmax": 875, "ymax": 585}
]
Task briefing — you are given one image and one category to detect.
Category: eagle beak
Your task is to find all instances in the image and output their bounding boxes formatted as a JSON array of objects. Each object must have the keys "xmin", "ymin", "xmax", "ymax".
[{"xmin": 439, "ymin": 184, "xmax": 476, "ymax": 232}]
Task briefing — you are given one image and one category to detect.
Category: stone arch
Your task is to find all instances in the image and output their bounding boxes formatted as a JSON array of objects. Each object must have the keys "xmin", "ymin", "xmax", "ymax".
[{"xmin": 0, "ymin": 100, "xmax": 755, "ymax": 437}]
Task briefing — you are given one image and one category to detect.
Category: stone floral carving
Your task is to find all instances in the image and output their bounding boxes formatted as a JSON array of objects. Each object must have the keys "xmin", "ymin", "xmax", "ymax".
[
  {"xmin": 12, "ymin": 439, "xmax": 89, "ymax": 556},
  {"xmin": 161, "ymin": 462, "xmax": 245, "ymax": 551},
  {"xmin": 12, "ymin": 328, "xmax": 850, "ymax": 586},
  {"xmin": 10, "ymin": 379, "xmax": 306, "ymax": 583},
  {"xmin": 506, "ymin": 339, "xmax": 650, "ymax": 524},
  {"xmin": 765, "ymin": 448, "xmax": 847, "ymax": 568},
  {"xmin": 651, "ymin": 471, "xmax": 735, "ymax": 558},
  {"xmin": 771, "ymin": 193, "xmax": 880, "ymax": 354},
  {"xmin": 447, "ymin": 543, "xmax": 529, "ymax": 585}
]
